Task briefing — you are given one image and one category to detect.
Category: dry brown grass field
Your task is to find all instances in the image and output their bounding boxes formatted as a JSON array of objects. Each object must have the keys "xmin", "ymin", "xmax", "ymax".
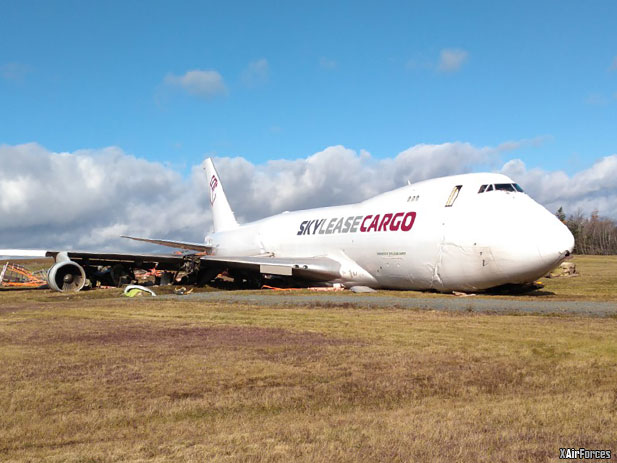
[{"xmin": 1, "ymin": 256, "xmax": 616, "ymax": 462}]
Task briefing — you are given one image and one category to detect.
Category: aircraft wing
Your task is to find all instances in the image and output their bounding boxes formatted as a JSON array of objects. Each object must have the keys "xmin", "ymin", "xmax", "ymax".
[
  {"xmin": 0, "ymin": 248, "xmax": 343, "ymax": 290},
  {"xmin": 200, "ymin": 255, "xmax": 342, "ymax": 281},
  {"xmin": 0, "ymin": 249, "xmax": 342, "ymax": 280},
  {"xmin": 0, "ymin": 249, "xmax": 186, "ymax": 269},
  {"xmin": 121, "ymin": 235, "xmax": 213, "ymax": 252}
]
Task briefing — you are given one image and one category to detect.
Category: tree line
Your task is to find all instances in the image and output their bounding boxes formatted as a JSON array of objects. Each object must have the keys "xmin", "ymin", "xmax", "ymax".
[{"xmin": 556, "ymin": 207, "xmax": 617, "ymax": 255}]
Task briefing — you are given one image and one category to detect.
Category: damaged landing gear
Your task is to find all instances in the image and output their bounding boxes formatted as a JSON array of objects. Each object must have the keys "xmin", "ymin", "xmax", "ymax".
[{"xmin": 86, "ymin": 264, "xmax": 134, "ymax": 289}]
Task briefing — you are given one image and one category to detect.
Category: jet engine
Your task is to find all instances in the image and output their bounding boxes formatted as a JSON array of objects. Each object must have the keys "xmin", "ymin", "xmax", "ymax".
[{"xmin": 47, "ymin": 260, "xmax": 86, "ymax": 292}]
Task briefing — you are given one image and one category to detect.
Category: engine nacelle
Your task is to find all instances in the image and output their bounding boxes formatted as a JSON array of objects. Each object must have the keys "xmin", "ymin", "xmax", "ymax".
[{"xmin": 47, "ymin": 260, "xmax": 86, "ymax": 292}]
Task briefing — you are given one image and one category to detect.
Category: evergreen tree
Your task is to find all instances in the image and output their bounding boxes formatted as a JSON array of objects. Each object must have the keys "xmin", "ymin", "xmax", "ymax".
[{"xmin": 556, "ymin": 207, "xmax": 566, "ymax": 223}]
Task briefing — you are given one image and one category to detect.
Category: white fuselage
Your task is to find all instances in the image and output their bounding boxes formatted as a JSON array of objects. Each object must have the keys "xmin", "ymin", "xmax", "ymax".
[{"xmin": 206, "ymin": 173, "xmax": 574, "ymax": 291}]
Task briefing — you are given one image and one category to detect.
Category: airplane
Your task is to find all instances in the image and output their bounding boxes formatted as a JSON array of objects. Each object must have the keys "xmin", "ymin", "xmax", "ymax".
[{"xmin": 0, "ymin": 158, "xmax": 574, "ymax": 293}]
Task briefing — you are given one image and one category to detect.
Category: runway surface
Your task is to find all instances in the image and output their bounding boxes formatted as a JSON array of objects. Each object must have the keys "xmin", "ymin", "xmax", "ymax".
[{"xmin": 167, "ymin": 292, "xmax": 617, "ymax": 317}]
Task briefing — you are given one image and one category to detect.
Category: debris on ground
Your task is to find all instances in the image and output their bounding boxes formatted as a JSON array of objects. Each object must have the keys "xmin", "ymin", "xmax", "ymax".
[
  {"xmin": 560, "ymin": 262, "xmax": 578, "ymax": 276},
  {"xmin": 308, "ymin": 284, "xmax": 345, "ymax": 292},
  {"xmin": 350, "ymin": 286, "xmax": 377, "ymax": 293},
  {"xmin": 174, "ymin": 287, "xmax": 194, "ymax": 296},
  {"xmin": 545, "ymin": 262, "xmax": 579, "ymax": 278},
  {"xmin": 123, "ymin": 285, "xmax": 157, "ymax": 297},
  {"xmin": 452, "ymin": 291, "xmax": 477, "ymax": 297},
  {"xmin": 261, "ymin": 284, "xmax": 346, "ymax": 292},
  {"xmin": 261, "ymin": 285, "xmax": 302, "ymax": 291},
  {"xmin": 133, "ymin": 268, "xmax": 163, "ymax": 281},
  {"xmin": 0, "ymin": 262, "xmax": 48, "ymax": 289}
]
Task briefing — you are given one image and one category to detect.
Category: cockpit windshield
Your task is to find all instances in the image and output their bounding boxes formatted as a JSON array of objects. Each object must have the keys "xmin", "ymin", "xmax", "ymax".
[
  {"xmin": 478, "ymin": 183, "xmax": 524, "ymax": 194},
  {"xmin": 495, "ymin": 183, "xmax": 515, "ymax": 192}
]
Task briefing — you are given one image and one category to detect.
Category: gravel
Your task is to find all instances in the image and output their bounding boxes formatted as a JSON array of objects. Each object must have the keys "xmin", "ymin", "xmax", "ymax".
[{"xmin": 163, "ymin": 292, "xmax": 617, "ymax": 317}]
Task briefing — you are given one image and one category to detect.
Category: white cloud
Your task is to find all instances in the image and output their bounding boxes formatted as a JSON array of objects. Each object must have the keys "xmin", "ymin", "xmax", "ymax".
[
  {"xmin": 164, "ymin": 69, "xmax": 227, "ymax": 99},
  {"xmin": 610, "ymin": 55, "xmax": 617, "ymax": 71},
  {"xmin": 213, "ymin": 141, "xmax": 524, "ymax": 221},
  {"xmin": 3, "ymin": 141, "xmax": 617, "ymax": 251},
  {"xmin": 437, "ymin": 48, "xmax": 469, "ymax": 72},
  {"xmin": 0, "ymin": 143, "xmax": 209, "ymax": 250},
  {"xmin": 501, "ymin": 155, "xmax": 617, "ymax": 216},
  {"xmin": 242, "ymin": 59, "xmax": 269, "ymax": 87}
]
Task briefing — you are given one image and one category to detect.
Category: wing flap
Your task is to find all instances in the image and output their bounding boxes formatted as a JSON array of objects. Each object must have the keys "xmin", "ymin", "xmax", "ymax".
[
  {"xmin": 121, "ymin": 236, "xmax": 213, "ymax": 252},
  {"xmin": 200, "ymin": 255, "xmax": 341, "ymax": 281},
  {"xmin": 259, "ymin": 264, "xmax": 293, "ymax": 276}
]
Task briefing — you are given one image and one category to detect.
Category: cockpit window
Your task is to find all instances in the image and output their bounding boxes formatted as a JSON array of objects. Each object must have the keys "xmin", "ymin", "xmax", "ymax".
[
  {"xmin": 495, "ymin": 183, "xmax": 516, "ymax": 192},
  {"xmin": 478, "ymin": 183, "xmax": 524, "ymax": 194}
]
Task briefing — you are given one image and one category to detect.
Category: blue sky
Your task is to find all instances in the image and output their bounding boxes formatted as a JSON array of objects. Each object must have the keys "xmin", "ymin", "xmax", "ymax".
[{"xmin": 1, "ymin": 0, "xmax": 616, "ymax": 175}]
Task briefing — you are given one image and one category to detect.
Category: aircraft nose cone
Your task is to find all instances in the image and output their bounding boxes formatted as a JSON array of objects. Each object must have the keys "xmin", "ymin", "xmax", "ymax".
[
  {"xmin": 536, "ymin": 216, "xmax": 575, "ymax": 264},
  {"xmin": 478, "ymin": 201, "xmax": 575, "ymax": 285}
]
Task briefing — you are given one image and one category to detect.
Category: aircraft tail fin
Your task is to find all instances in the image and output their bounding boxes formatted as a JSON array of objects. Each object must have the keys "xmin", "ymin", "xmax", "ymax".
[{"xmin": 203, "ymin": 158, "xmax": 239, "ymax": 233}]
